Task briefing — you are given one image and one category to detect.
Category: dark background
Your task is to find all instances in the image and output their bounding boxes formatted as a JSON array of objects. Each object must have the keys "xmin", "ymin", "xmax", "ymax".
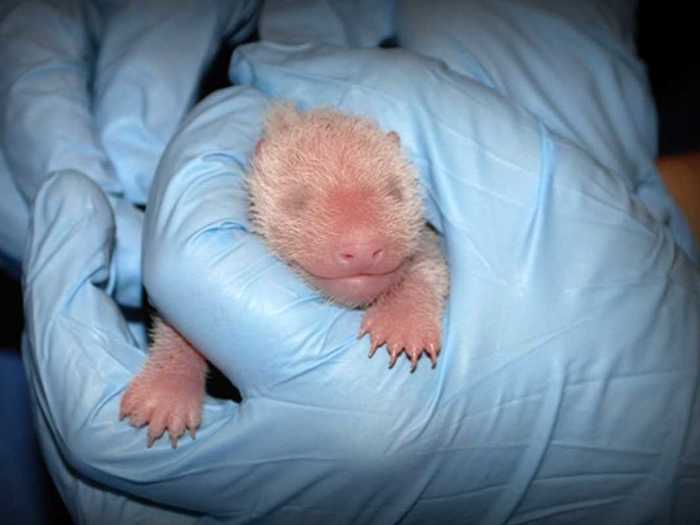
[
  {"xmin": 637, "ymin": 2, "xmax": 700, "ymax": 155},
  {"xmin": 0, "ymin": 2, "xmax": 698, "ymax": 522}
]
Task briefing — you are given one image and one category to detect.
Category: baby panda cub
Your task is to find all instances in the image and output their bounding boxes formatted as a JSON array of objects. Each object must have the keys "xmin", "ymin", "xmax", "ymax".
[{"xmin": 121, "ymin": 105, "xmax": 449, "ymax": 447}]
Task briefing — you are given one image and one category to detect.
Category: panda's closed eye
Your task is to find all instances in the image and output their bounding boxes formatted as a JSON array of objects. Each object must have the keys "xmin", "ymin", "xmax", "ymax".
[
  {"xmin": 283, "ymin": 190, "xmax": 310, "ymax": 212},
  {"xmin": 388, "ymin": 183, "xmax": 403, "ymax": 202}
]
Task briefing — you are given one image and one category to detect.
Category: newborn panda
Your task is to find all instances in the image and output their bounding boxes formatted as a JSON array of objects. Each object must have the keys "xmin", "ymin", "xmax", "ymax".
[{"xmin": 121, "ymin": 105, "xmax": 449, "ymax": 447}]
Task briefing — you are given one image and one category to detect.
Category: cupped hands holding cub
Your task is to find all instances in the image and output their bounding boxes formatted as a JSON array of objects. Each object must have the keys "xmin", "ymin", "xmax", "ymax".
[{"xmin": 120, "ymin": 104, "xmax": 449, "ymax": 448}]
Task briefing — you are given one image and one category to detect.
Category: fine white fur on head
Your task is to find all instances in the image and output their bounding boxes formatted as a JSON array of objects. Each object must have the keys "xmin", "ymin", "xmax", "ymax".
[{"xmin": 247, "ymin": 104, "xmax": 425, "ymax": 297}]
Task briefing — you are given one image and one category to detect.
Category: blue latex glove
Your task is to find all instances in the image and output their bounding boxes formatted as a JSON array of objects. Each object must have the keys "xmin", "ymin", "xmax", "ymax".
[
  {"xmin": 393, "ymin": 0, "xmax": 699, "ymax": 265},
  {"xmin": 23, "ymin": 23, "xmax": 700, "ymax": 525},
  {"xmin": 1, "ymin": 1, "xmax": 258, "ymax": 522},
  {"xmin": 258, "ymin": 0, "xmax": 395, "ymax": 48},
  {"xmin": 0, "ymin": 0, "xmax": 260, "ymax": 303}
]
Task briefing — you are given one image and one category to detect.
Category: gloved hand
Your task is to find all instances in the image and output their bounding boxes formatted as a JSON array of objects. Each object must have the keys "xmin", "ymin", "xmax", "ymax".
[
  {"xmin": 0, "ymin": 0, "xmax": 260, "ymax": 303},
  {"xmin": 23, "ymin": 29, "xmax": 700, "ymax": 522},
  {"xmin": 392, "ymin": 0, "xmax": 699, "ymax": 264}
]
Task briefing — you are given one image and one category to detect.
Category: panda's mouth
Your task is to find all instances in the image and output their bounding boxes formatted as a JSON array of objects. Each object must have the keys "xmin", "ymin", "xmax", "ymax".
[{"xmin": 306, "ymin": 267, "xmax": 405, "ymax": 307}]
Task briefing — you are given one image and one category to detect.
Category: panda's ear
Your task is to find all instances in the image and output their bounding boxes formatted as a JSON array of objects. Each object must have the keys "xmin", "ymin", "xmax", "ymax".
[
  {"xmin": 386, "ymin": 131, "xmax": 400, "ymax": 145},
  {"xmin": 266, "ymin": 102, "xmax": 300, "ymax": 135}
]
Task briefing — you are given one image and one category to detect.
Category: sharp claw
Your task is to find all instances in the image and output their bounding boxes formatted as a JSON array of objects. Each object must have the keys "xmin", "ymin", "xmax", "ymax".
[
  {"xmin": 410, "ymin": 351, "xmax": 419, "ymax": 373},
  {"xmin": 190, "ymin": 427, "xmax": 197, "ymax": 440},
  {"xmin": 369, "ymin": 341, "xmax": 379, "ymax": 358},
  {"xmin": 369, "ymin": 335, "xmax": 384, "ymax": 358},
  {"xmin": 147, "ymin": 435, "xmax": 156, "ymax": 448},
  {"xmin": 388, "ymin": 346, "xmax": 401, "ymax": 369},
  {"xmin": 428, "ymin": 343, "xmax": 439, "ymax": 368},
  {"xmin": 170, "ymin": 433, "xmax": 179, "ymax": 449}
]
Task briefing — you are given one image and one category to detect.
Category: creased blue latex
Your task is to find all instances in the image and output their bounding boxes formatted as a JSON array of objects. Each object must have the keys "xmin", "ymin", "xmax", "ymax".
[
  {"xmin": 0, "ymin": 0, "xmax": 260, "ymax": 303},
  {"xmin": 15, "ymin": 1, "xmax": 700, "ymax": 524},
  {"xmin": 393, "ymin": 0, "xmax": 699, "ymax": 265}
]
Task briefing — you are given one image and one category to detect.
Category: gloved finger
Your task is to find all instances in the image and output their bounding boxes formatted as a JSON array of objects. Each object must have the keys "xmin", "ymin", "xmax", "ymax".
[
  {"xmin": 259, "ymin": 0, "xmax": 394, "ymax": 47},
  {"xmin": 93, "ymin": 0, "xmax": 260, "ymax": 205},
  {"xmin": 0, "ymin": 0, "xmax": 121, "ymax": 204},
  {"xmin": 110, "ymin": 198, "xmax": 144, "ymax": 308},
  {"xmin": 0, "ymin": 1, "xmax": 147, "ymax": 302},
  {"xmin": 22, "ymin": 170, "xmax": 142, "ymax": 453}
]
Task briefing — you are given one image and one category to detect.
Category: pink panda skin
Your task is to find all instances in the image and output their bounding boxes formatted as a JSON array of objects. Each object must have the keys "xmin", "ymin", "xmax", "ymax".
[{"xmin": 120, "ymin": 106, "xmax": 449, "ymax": 448}]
